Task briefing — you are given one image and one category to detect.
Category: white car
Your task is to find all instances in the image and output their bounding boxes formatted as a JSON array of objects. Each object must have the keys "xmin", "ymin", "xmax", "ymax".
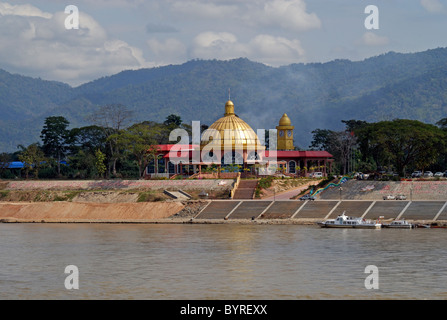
[
  {"xmin": 411, "ymin": 171, "xmax": 422, "ymax": 178},
  {"xmin": 311, "ymin": 172, "xmax": 323, "ymax": 178},
  {"xmin": 424, "ymin": 171, "xmax": 433, "ymax": 177},
  {"xmin": 383, "ymin": 195, "xmax": 395, "ymax": 200},
  {"xmin": 434, "ymin": 172, "xmax": 443, "ymax": 177}
]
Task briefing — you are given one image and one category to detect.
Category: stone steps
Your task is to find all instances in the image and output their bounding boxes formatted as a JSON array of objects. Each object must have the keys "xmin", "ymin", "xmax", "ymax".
[{"xmin": 233, "ymin": 180, "xmax": 258, "ymax": 199}]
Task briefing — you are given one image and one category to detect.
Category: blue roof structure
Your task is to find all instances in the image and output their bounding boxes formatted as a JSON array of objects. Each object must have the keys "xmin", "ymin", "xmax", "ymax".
[
  {"xmin": 6, "ymin": 161, "xmax": 24, "ymax": 169},
  {"xmin": 1, "ymin": 161, "xmax": 68, "ymax": 169}
]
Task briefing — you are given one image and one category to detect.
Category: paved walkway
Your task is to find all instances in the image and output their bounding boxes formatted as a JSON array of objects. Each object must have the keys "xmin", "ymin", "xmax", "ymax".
[{"xmin": 262, "ymin": 184, "xmax": 317, "ymax": 200}]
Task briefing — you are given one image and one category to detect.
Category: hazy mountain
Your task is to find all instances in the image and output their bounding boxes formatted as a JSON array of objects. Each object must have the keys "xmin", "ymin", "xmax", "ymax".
[{"xmin": 1, "ymin": 47, "xmax": 447, "ymax": 152}]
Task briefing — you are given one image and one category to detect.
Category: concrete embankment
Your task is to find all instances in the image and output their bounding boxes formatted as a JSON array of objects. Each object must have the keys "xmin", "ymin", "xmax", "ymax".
[
  {"xmin": 0, "ymin": 201, "xmax": 185, "ymax": 223},
  {"xmin": 2, "ymin": 199, "xmax": 447, "ymax": 225}
]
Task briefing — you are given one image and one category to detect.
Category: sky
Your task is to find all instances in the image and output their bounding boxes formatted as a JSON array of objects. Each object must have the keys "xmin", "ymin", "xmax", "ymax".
[{"xmin": 0, "ymin": 0, "xmax": 446, "ymax": 86}]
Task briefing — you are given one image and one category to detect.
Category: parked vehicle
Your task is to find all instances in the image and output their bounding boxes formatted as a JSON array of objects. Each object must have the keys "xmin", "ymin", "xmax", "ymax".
[
  {"xmin": 424, "ymin": 171, "xmax": 433, "ymax": 177},
  {"xmin": 434, "ymin": 172, "xmax": 444, "ymax": 177},
  {"xmin": 310, "ymin": 172, "xmax": 323, "ymax": 178},
  {"xmin": 299, "ymin": 194, "xmax": 315, "ymax": 201},
  {"xmin": 383, "ymin": 195, "xmax": 396, "ymax": 200},
  {"xmin": 411, "ymin": 171, "xmax": 422, "ymax": 178},
  {"xmin": 395, "ymin": 194, "xmax": 407, "ymax": 200},
  {"xmin": 355, "ymin": 172, "xmax": 370, "ymax": 180}
]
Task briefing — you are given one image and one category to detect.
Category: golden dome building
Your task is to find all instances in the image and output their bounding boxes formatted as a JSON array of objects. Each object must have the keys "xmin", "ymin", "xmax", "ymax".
[
  {"xmin": 200, "ymin": 100, "xmax": 264, "ymax": 167},
  {"xmin": 145, "ymin": 99, "xmax": 333, "ymax": 179}
]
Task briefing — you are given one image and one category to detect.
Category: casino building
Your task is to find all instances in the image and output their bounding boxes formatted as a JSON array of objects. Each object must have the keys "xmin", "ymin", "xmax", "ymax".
[{"xmin": 145, "ymin": 100, "xmax": 333, "ymax": 179}]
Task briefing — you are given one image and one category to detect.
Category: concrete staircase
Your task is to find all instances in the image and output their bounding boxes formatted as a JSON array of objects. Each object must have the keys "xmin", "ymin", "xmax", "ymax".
[{"xmin": 232, "ymin": 180, "xmax": 258, "ymax": 199}]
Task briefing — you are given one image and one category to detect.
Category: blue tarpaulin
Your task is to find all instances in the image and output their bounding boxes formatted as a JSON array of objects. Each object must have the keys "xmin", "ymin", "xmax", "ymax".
[{"xmin": 1, "ymin": 161, "xmax": 67, "ymax": 169}]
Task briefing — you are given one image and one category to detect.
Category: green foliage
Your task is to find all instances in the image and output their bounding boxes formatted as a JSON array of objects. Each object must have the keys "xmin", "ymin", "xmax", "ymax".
[
  {"xmin": 17, "ymin": 143, "xmax": 46, "ymax": 179},
  {"xmin": 95, "ymin": 149, "xmax": 107, "ymax": 178}
]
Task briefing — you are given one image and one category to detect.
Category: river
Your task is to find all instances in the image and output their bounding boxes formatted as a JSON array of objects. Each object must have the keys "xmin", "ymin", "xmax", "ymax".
[{"xmin": 1, "ymin": 223, "xmax": 446, "ymax": 300}]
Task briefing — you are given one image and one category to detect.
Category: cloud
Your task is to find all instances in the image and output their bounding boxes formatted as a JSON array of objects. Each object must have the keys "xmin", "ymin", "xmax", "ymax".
[
  {"xmin": 0, "ymin": 2, "xmax": 52, "ymax": 18},
  {"xmin": 256, "ymin": 0, "xmax": 321, "ymax": 32},
  {"xmin": 147, "ymin": 38, "xmax": 187, "ymax": 64},
  {"xmin": 420, "ymin": 0, "xmax": 445, "ymax": 13},
  {"xmin": 146, "ymin": 22, "xmax": 179, "ymax": 33},
  {"xmin": 249, "ymin": 34, "xmax": 305, "ymax": 65},
  {"xmin": 191, "ymin": 31, "xmax": 249, "ymax": 60},
  {"xmin": 361, "ymin": 32, "xmax": 390, "ymax": 47},
  {"xmin": 170, "ymin": 1, "xmax": 239, "ymax": 19},
  {"xmin": 168, "ymin": 0, "xmax": 320, "ymax": 32},
  {"xmin": 0, "ymin": 2, "xmax": 152, "ymax": 86},
  {"xmin": 191, "ymin": 31, "xmax": 305, "ymax": 65}
]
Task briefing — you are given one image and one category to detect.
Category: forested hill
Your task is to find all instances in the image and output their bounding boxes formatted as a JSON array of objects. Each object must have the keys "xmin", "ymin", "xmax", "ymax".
[{"xmin": 1, "ymin": 47, "xmax": 447, "ymax": 152}]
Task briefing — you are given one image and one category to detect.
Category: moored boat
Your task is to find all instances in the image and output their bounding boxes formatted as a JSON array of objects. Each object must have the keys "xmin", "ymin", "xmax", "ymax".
[
  {"xmin": 317, "ymin": 212, "xmax": 381, "ymax": 229},
  {"xmin": 382, "ymin": 219, "xmax": 415, "ymax": 229}
]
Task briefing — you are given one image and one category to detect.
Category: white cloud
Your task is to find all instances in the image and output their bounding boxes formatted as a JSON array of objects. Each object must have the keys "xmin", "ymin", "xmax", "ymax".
[
  {"xmin": 361, "ymin": 32, "xmax": 390, "ymax": 47},
  {"xmin": 256, "ymin": 0, "xmax": 321, "ymax": 32},
  {"xmin": 420, "ymin": 0, "xmax": 445, "ymax": 13},
  {"xmin": 170, "ymin": 1, "xmax": 239, "ymax": 19},
  {"xmin": 168, "ymin": 0, "xmax": 320, "ymax": 32},
  {"xmin": 191, "ymin": 31, "xmax": 305, "ymax": 66},
  {"xmin": 0, "ymin": 2, "xmax": 152, "ymax": 86},
  {"xmin": 191, "ymin": 31, "xmax": 249, "ymax": 60},
  {"xmin": 147, "ymin": 38, "xmax": 187, "ymax": 64},
  {"xmin": 249, "ymin": 34, "xmax": 305, "ymax": 65},
  {"xmin": 0, "ymin": 2, "xmax": 52, "ymax": 18}
]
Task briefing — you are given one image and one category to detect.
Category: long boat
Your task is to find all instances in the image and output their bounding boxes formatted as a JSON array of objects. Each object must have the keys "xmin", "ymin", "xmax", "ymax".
[{"xmin": 317, "ymin": 212, "xmax": 382, "ymax": 229}]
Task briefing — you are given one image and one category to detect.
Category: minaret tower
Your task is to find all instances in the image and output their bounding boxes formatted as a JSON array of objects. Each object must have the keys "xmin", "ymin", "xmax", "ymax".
[{"xmin": 276, "ymin": 114, "xmax": 294, "ymax": 150}]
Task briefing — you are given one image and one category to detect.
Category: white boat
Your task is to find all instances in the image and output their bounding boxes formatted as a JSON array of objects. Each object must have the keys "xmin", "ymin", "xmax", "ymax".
[
  {"xmin": 317, "ymin": 212, "xmax": 382, "ymax": 229},
  {"xmin": 382, "ymin": 219, "xmax": 415, "ymax": 229}
]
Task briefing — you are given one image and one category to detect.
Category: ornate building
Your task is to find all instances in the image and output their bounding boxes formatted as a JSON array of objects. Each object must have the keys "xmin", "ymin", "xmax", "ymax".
[{"xmin": 145, "ymin": 100, "xmax": 333, "ymax": 178}]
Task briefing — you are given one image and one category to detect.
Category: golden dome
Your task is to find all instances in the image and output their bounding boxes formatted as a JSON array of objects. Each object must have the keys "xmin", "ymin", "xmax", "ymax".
[
  {"xmin": 201, "ymin": 100, "xmax": 263, "ymax": 151},
  {"xmin": 279, "ymin": 113, "xmax": 292, "ymax": 126}
]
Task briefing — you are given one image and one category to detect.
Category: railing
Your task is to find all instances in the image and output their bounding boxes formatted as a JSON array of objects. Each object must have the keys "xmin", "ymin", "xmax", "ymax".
[{"xmin": 230, "ymin": 172, "xmax": 241, "ymax": 199}]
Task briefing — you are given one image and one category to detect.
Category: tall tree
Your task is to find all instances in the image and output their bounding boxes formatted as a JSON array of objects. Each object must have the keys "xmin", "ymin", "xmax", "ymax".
[
  {"xmin": 89, "ymin": 104, "xmax": 133, "ymax": 176},
  {"xmin": 40, "ymin": 116, "xmax": 70, "ymax": 176},
  {"xmin": 109, "ymin": 122, "xmax": 161, "ymax": 178}
]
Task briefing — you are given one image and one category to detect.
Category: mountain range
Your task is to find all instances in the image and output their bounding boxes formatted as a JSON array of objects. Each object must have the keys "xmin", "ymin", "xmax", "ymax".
[{"xmin": 1, "ymin": 47, "xmax": 447, "ymax": 152}]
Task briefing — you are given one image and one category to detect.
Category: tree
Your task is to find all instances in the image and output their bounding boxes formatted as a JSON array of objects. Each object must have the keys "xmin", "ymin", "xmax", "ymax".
[
  {"xmin": 88, "ymin": 104, "xmax": 133, "ymax": 176},
  {"xmin": 40, "ymin": 116, "xmax": 70, "ymax": 176},
  {"xmin": 309, "ymin": 129, "xmax": 335, "ymax": 151},
  {"xmin": 68, "ymin": 125, "xmax": 107, "ymax": 154},
  {"xmin": 17, "ymin": 143, "xmax": 46, "ymax": 179},
  {"xmin": 356, "ymin": 119, "xmax": 447, "ymax": 176},
  {"xmin": 164, "ymin": 114, "xmax": 182, "ymax": 127},
  {"xmin": 0, "ymin": 152, "xmax": 12, "ymax": 177},
  {"xmin": 109, "ymin": 122, "xmax": 161, "ymax": 178},
  {"xmin": 95, "ymin": 149, "xmax": 107, "ymax": 179}
]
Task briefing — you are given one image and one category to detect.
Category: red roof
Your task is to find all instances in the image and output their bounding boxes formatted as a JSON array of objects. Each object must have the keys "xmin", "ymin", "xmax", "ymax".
[
  {"xmin": 154, "ymin": 144, "xmax": 199, "ymax": 152},
  {"xmin": 152, "ymin": 144, "xmax": 333, "ymax": 159},
  {"xmin": 264, "ymin": 150, "xmax": 333, "ymax": 158}
]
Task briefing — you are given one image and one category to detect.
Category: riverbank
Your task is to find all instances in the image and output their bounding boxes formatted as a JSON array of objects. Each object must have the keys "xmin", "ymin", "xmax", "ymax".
[
  {"xmin": 1, "ymin": 200, "xmax": 447, "ymax": 226},
  {"xmin": 0, "ymin": 201, "xmax": 186, "ymax": 223}
]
